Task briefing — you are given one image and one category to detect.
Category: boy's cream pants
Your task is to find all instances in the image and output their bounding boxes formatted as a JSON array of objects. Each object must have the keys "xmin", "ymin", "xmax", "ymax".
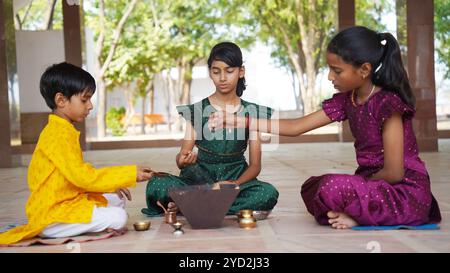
[{"xmin": 40, "ymin": 193, "xmax": 127, "ymax": 238}]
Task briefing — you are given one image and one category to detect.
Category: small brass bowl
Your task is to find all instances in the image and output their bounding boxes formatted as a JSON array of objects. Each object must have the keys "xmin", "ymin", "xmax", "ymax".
[
  {"xmin": 133, "ymin": 221, "xmax": 151, "ymax": 231},
  {"xmin": 171, "ymin": 221, "xmax": 184, "ymax": 235},
  {"xmin": 172, "ymin": 221, "xmax": 183, "ymax": 230},
  {"xmin": 252, "ymin": 210, "xmax": 271, "ymax": 221}
]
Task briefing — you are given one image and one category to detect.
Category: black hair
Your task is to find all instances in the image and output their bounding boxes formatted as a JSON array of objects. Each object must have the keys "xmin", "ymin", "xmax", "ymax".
[
  {"xmin": 327, "ymin": 26, "xmax": 415, "ymax": 107},
  {"xmin": 39, "ymin": 62, "xmax": 96, "ymax": 110},
  {"xmin": 207, "ymin": 41, "xmax": 246, "ymax": 97}
]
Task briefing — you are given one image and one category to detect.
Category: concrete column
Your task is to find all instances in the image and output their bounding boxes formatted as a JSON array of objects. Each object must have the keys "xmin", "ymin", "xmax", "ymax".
[{"xmin": 407, "ymin": 0, "xmax": 438, "ymax": 152}]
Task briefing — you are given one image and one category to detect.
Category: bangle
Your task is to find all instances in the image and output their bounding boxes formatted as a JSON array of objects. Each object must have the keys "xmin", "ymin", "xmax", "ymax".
[{"xmin": 245, "ymin": 114, "xmax": 250, "ymax": 129}]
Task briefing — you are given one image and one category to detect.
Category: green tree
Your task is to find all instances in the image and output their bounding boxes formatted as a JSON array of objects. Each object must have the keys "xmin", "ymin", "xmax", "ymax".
[
  {"xmin": 85, "ymin": 0, "xmax": 138, "ymax": 138},
  {"xmin": 355, "ymin": 0, "xmax": 392, "ymax": 32},
  {"xmin": 151, "ymin": 0, "xmax": 256, "ymax": 131},
  {"xmin": 241, "ymin": 0, "xmax": 336, "ymax": 114},
  {"xmin": 105, "ymin": 0, "xmax": 173, "ymax": 134},
  {"xmin": 435, "ymin": 0, "xmax": 450, "ymax": 79},
  {"xmin": 15, "ymin": 0, "xmax": 62, "ymax": 30},
  {"xmin": 106, "ymin": 107, "xmax": 126, "ymax": 136},
  {"xmin": 158, "ymin": 0, "xmax": 255, "ymax": 106},
  {"xmin": 238, "ymin": 0, "xmax": 395, "ymax": 114}
]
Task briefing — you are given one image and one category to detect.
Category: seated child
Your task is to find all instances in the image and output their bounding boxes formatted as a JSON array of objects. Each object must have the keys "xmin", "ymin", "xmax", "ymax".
[
  {"xmin": 142, "ymin": 42, "xmax": 279, "ymax": 217},
  {"xmin": 0, "ymin": 62, "xmax": 153, "ymax": 245}
]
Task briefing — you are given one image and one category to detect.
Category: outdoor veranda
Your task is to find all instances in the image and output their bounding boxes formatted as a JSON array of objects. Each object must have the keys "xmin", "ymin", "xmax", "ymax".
[
  {"xmin": 0, "ymin": 141, "xmax": 449, "ymax": 253},
  {"xmin": 0, "ymin": 1, "xmax": 449, "ymax": 253}
]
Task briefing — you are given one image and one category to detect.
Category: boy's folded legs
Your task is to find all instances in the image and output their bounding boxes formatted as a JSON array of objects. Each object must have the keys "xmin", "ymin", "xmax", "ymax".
[{"xmin": 39, "ymin": 194, "xmax": 127, "ymax": 238}]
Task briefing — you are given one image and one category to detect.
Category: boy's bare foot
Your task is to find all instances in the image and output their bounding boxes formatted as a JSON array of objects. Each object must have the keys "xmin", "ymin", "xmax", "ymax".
[
  {"xmin": 327, "ymin": 211, "xmax": 358, "ymax": 229},
  {"xmin": 105, "ymin": 227, "xmax": 128, "ymax": 234}
]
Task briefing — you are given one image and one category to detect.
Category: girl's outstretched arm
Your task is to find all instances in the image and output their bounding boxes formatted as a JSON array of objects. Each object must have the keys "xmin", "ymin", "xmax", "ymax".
[
  {"xmin": 370, "ymin": 112, "xmax": 405, "ymax": 184},
  {"xmin": 210, "ymin": 109, "xmax": 333, "ymax": 137}
]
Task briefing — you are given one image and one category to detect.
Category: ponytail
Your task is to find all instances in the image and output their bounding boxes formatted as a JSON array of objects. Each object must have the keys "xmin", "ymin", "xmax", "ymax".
[
  {"xmin": 372, "ymin": 32, "xmax": 415, "ymax": 107},
  {"xmin": 236, "ymin": 77, "xmax": 246, "ymax": 97}
]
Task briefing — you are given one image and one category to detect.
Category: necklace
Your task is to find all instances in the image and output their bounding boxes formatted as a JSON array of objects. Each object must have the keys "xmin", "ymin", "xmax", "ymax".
[
  {"xmin": 351, "ymin": 84, "xmax": 376, "ymax": 107},
  {"xmin": 210, "ymin": 94, "xmax": 240, "ymax": 111}
]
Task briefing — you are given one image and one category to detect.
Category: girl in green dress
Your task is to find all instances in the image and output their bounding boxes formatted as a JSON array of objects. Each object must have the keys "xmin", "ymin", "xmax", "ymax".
[{"xmin": 142, "ymin": 42, "xmax": 279, "ymax": 217}]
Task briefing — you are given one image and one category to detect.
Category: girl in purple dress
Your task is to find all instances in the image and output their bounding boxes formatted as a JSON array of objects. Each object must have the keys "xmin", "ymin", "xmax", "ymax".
[{"xmin": 209, "ymin": 26, "xmax": 441, "ymax": 229}]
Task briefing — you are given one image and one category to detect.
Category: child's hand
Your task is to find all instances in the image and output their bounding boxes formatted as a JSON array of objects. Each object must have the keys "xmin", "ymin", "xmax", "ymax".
[
  {"xmin": 116, "ymin": 188, "xmax": 132, "ymax": 201},
  {"xmin": 213, "ymin": 181, "xmax": 240, "ymax": 189},
  {"xmin": 137, "ymin": 166, "xmax": 154, "ymax": 182},
  {"xmin": 208, "ymin": 111, "xmax": 245, "ymax": 131},
  {"xmin": 177, "ymin": 150, "xmax": 197, "ymax": 169}
]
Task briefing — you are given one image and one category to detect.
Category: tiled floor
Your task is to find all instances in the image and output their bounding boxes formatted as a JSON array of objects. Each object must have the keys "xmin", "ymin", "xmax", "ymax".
[{"xmin": 1, "ymin": 140, "xmax": 449, "ymax": 253}]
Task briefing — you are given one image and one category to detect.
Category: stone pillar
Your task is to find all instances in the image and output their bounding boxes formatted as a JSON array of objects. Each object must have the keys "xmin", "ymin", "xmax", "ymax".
[
  {"xmin": 337, "ymin": 0, "xmax": 355, "ymax": 142},
  {"xmin": 406, "ymin": 0, "xmax": 438, "ymax": 152},
  {"xmin": 63, "ymin": 0, "xmax": 87, "ymax": 150}
]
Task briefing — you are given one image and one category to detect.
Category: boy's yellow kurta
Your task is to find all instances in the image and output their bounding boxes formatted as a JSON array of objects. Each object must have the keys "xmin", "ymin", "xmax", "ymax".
[{"xmin": 0, "ymin": 114, "xmax": 137, "ymax": 245}]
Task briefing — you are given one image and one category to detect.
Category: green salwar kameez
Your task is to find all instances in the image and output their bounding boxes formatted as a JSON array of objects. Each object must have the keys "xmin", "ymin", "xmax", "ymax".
[{"xmin": 142, "ymin": 98, "xmax": 279, "ymax": 216}]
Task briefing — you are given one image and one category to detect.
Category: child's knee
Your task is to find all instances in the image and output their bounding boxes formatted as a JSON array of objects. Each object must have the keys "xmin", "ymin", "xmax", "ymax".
[
  {"xmin": 255, "ymin": 183, "xmax": 279, "ymax": 209},
  {"xmin": 145, "ymin": 177, "xmax": 167, "ymax": 195},
  {"xmin": 107, "ymin": 207, "xmax": 128, "ymax": 230},
  {"xmin": 318, "ymin": 174, "xmax": 352, "ymax": 194},
  {"xmin": 103, "ymin": 193, "xmax": 126, "ymax": 208},
  {"xmin": 316, "ymin": 174, "xmax": 359, "ymax": 207},
  {"xmin": 264, "ymin": 184, "xmax": 279, "ymax": 204}
]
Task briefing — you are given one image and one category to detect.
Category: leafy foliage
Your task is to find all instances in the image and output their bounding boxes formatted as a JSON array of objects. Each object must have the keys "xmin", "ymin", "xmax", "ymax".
[
  {"xmin": 435, "ymin": 0, "xmax": 450, "ymax": 79},
  {"xmin": 106, "ymin": 106, "xmax": 126, "ymax": 136}
]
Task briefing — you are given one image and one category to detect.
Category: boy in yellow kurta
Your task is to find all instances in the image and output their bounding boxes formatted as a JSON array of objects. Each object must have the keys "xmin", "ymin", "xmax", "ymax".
[{"xmin": 0, "ymin": 62, "xmax": 153, "ymax": 245}]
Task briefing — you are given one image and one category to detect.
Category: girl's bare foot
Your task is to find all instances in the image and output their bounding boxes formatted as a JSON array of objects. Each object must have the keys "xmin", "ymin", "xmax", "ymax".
[{"xmin": 327, "ymin": 211, "xmax": 358, "ymax": 229}]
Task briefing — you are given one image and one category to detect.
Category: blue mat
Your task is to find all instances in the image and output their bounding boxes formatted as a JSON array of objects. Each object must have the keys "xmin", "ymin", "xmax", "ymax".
[
  {"xmin": 0, "ymin": 220, "xmax": 28, "ymax": 233},
  {"xmin": 352, "ymin": 223, "xmax": 439, "ymax": 230}
]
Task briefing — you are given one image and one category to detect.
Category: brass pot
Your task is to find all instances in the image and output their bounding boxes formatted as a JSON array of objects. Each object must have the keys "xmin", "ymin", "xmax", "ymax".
[
  {"xmin": 237, "ymin": 209, "xmax": 257, "ymax": 229},
  {"xmin": 238, "ymin": 216, "xmax": 257, "ymax": 229},
  {"xmin": 238, "ymin": 209, "xmax": 254, "ymax": 218},
  {"xmin": 165, "ymin": 211, "xmax": 177, "ymax": 224}
]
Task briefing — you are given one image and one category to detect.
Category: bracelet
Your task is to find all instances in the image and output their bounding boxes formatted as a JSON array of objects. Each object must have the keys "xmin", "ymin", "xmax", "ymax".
[{"xmin": 245, "ymin": 114, "xmax": 250, "ymax": 129}]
